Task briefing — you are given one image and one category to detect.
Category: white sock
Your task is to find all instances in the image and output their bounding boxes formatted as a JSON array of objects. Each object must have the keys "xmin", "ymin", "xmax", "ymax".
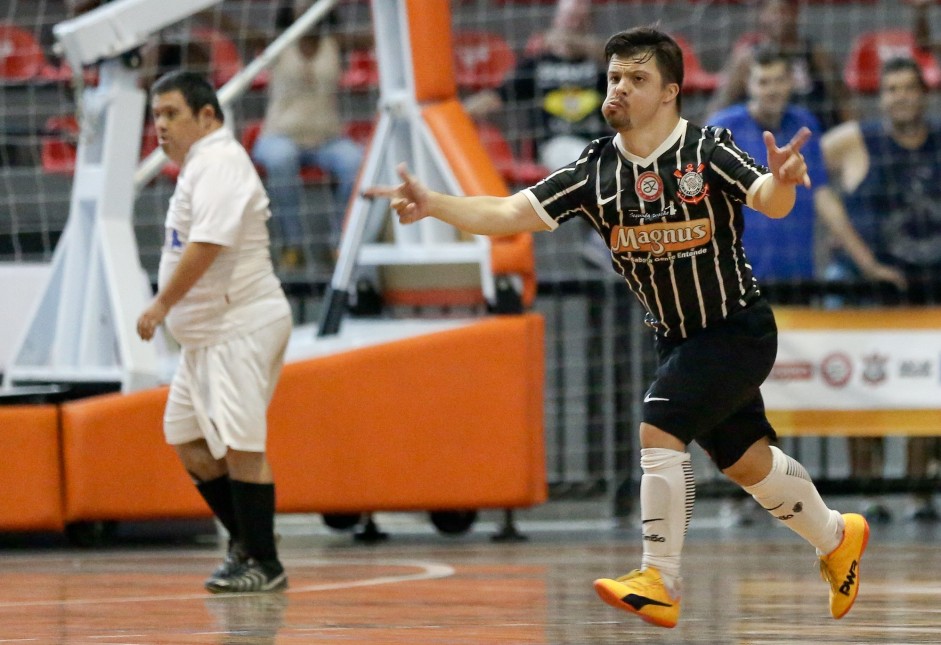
[
  {"xmin": 639, "ymin": 447, "xmax": 694, "ymax": 593},
  {"xmin": 743, "ymin": 446, "xmax": 844, "ymax": 555}
]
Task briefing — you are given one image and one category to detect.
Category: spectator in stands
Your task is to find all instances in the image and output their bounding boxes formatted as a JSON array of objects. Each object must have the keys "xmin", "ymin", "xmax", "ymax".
[
  {"xmin": 709, "ymin": 46, "xmax": 903, "ymax": 286},
  {"xmin": 463, "ymin": 0, "xmax": 608, "ymax": 171},
  {"xmin": 912, "ymin": 0, "xmax": 940, "ymax": 52},
  {"xmin": 706, "ymin": 0, "xmax": 853, "ymax": 131},
  {"xmin": 821, "ymin": 56, "xmax": 941, "ymax": 523},
  {"xmin": 466, "ymin": 0, "xmax": 609, "ymax": 267},
  {"xmin": 137, "ymin": 71, "xmax": 291, "ymax": 593},
  {"xmin": 251, "ymin": 1, "xmax": 366, "ymax": 271}
]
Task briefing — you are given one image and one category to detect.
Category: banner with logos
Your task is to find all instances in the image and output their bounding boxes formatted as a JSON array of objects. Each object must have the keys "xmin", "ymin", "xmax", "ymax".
[
  {"xmin": 762, "ymin": 307, "xmax": 941, "ymax": 436},
  {"xmin": 764, "ymin": 330, "xmax": 938, "ymax": 410}
]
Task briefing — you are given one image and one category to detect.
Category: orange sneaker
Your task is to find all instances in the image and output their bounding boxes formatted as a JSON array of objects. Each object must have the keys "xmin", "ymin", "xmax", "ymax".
[
  {"xmin": 819, "ymin": 512, "xmax": 869, "ymax": 619},
  {"xmin": 593, "ymin": 566, "xmax": 680, "ymax": 628}
]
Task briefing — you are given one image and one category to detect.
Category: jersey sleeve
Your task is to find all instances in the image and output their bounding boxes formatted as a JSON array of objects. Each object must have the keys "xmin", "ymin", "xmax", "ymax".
[
  {"xmin": 522, "ymin": 140, "xmax": 599, "ymax": 229},
  {"xmin": 187, "ymin": 153, "xmax": 254, "ymax": 247},
  {"xmin": 707, "ymin": 126, "xmax": 768, "ymax": 204}
]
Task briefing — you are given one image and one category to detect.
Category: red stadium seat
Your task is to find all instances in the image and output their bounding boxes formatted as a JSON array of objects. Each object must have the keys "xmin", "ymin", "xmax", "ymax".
[
  {"xmin": 452, "ymin": 31, "xmax": 517, "ymax": 91},
  {"xmin": 341, "ymin": 32, "xmax": 516, "ymax": 93},
  {"xmin": 191, "ymin": 26, "xmax": 243, "ymax": 88},
  {"xmin": 0, "ymin": 23, "xmax": 61, "ymax": 82},
  {"xmin": 241, "ymin": 120, "xmax": 327, "ymax": 183},
  {"xmin": 844, "ymin": 30, "xmax": 941, "ymax": 93},
  {"xmin": 475, "ymin": 121, "xmax": 549, "ymax": 187},
  {"xmin": 673, "ymin": 34, "xmax": 719, "ymax": 93},
  {"xmin": 41, "ymin": 116, "xmax": 79, "ymax": 175},
  {"xmin": 343, "ymin": 118, "xmax": 376, "ymax": 146},
  {"xmin": 340, "ymin": 48, "xmax": 379, "ymax": 91}
]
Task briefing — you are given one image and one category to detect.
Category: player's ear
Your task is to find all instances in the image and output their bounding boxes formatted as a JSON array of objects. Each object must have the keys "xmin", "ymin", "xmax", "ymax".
[
  {"xmin": 198, "ymin": 104, "xmax": 217, "ymax": 127},
  {"xmin": 662, "ymin": 82, "xmax": 680, "ymax": 104}
]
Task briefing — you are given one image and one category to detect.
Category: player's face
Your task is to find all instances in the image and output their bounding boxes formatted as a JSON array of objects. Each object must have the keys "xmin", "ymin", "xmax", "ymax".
[
  {"xmin": 748, "ymin": 60, "xmax": 793, "ymax": 121},
  {"xmin": 602, "ymin": 54, "xmax": 677, "ymax": 132},
  {"xmin": 880, "ymin": 69, "xmax": 926, "ymax": 130},
  {"xmin": 151, "ymin": 90, "xmax": 213, "ymax": 165}
]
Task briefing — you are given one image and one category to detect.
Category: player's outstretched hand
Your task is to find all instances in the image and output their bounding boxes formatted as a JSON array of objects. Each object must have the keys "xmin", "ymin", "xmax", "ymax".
[
  {"xmin": 764, "ymin": 127, "xmax": 812, "ymax": 189},
  {"xmin": 363, "ymin": 163, "xmax": 430, "ymax": 224}
]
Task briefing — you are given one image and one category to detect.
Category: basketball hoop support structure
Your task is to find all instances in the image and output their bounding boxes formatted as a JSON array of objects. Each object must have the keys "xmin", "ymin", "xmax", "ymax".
[
  {"xmin": 4, "ymin": 0, "xmax": 221, "ymax": 392},
  {"xmin": 318, "ymin": 0, "xmax": 505, "ymax": 335}
]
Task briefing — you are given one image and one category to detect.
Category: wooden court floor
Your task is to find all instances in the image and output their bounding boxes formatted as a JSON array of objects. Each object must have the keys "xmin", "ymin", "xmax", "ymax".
[{"xmin": 1, "ymin": 514, "xmax": 940, "ymax": 644}]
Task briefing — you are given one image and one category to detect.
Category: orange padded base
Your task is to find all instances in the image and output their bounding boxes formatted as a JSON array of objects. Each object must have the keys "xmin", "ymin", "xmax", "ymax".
[
  {"xmin": 0, "ymin": 405, "xmax": 63, "ymax": 531},
  {"xmin": 59, "ymin": 314, "xmax": 546, "ymax": 522},
  {"xmin": 269, "ymin": 313, "xmax": 546, "ymax": 513},
  {"xmin": 61, "ymin": 387, "xmax": 209, "ymax": 522}
]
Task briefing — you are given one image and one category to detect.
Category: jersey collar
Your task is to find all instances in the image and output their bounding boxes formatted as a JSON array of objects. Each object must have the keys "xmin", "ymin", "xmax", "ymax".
[{"xmin": 613, "ymin": 118, "xmax": 687, "ymax": 166}]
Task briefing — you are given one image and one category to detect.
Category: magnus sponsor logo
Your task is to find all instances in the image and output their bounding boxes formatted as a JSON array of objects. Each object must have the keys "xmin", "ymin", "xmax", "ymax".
[
  {"xmin": 610, "ymin": 219, "xmax": 711, "ymax": 256},
  {"xmin": 769, "ymin": 361, "xmax": 814, "ymax": 381}
]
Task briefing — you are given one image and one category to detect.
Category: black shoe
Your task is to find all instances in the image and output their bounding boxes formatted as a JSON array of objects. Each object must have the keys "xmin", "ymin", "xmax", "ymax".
[
  {"xmin": 912, "ymin": 505, "xmax": 940, "ymax": 523},
  {"xmin": 206, "ymin": 542, "xmax": 248, "ymax": 585},
  {"xmin": 205, "ymin": 558, "xmax": 288, "ymax": 594},
  {"xmin": 862, "ymin": 503, "xmax": 892, "ymax": 524}
]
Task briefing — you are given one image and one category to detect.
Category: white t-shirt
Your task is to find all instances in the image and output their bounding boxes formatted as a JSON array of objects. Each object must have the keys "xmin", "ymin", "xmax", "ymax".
[{"xmin": 159, "ymin": 127, "xmax": 291, "ymax": 348}]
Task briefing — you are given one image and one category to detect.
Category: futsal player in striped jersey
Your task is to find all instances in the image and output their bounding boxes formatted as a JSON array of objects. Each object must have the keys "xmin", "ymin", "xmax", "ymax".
[{"xmin": 366, "ymin": 26, "xmax": 868, "ymax": 629}]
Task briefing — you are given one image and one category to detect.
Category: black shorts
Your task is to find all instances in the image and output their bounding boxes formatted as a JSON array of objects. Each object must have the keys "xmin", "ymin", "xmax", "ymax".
[{"xmin": 643, "ymin": 298, "xmax": 778, "ymax": 470}]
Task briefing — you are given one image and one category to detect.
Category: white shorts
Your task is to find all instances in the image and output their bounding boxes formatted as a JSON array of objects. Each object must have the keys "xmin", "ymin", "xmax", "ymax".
[{"xmin": 164, "ymin": 315, "xmax": 292, "ymax": 459}]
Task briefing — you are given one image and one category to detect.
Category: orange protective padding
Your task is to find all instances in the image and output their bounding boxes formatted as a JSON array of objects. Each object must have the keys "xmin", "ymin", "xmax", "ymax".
[
  {"xmin": 268, "ymin": 314, "xmax": 547, "ymax": 514},
  {"xmin": 60, "ymin": 387, "xmax": 210, "ymax": 522},
  {"xmin": 422, "ymin": 99, "xmax": 538, "ymax": 306},
  {"xmin": 0, "ymin": 405, "xmax": 63, "ymax": 531},
  {"xmin": 769, "ymin": 409, "xmax": 941, "ymax": 438},
  {"xmin": 405, "ymin": 0, "xmax": 457, "ymax": 103},
  {"xmin": 773, "ymin": 305, "xmax": 941, "ymax": 329}
]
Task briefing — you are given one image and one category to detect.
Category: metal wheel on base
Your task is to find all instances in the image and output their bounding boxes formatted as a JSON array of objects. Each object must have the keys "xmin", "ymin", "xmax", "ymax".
[
  {"xmin": 65, "ymin": 520, "xmax": 118, "ymax": 547},
  {"xmin": 428, "ymin": 510, "xmax": 478, "ymax": 535}
]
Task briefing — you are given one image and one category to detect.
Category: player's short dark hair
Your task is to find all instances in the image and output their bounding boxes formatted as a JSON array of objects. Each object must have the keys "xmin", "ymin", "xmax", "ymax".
[
  {"xmin": 880, "ymin": 56, "xmax": 928, "ymax": 92},
  {"xmin": 604, "ymin": 26, "xmax": 684, "ymax": 110},
  {"xmin": 151, "ymin": 70, "xmax": 225, "ymax": 123},
  {"xmin": 751, "ymin": 44, "xmax": 791, "ymax": 70}
]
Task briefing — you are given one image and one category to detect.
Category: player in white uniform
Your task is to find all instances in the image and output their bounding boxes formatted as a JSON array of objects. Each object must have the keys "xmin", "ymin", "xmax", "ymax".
[{"xmin": 137, "ymin": 71, "xmax": 292, "ymax": 594}]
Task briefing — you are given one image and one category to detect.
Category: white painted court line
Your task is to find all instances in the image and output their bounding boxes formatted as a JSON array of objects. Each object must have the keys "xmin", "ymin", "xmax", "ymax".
[{"xmin": 0, "ymin": 557, "xmax": 454, "ymax": 608}]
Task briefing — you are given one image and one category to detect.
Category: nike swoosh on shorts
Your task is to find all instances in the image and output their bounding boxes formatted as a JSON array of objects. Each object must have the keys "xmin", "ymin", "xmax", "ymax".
[{"xmin": 644, "ymin": 393, "xmax": 670, "ymax": 402}]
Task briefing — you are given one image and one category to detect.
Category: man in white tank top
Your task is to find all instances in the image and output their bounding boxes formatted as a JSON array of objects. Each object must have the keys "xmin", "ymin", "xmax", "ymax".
[{"xmin": 137, "ymin": 71, "xmax": 292, "ymax": 594}]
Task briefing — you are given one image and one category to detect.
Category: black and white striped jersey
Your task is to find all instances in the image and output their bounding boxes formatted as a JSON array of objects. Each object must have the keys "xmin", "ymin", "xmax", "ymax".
[{"xmin": 523, "ymin": 118, "xmax": 771, "ymax": 338}]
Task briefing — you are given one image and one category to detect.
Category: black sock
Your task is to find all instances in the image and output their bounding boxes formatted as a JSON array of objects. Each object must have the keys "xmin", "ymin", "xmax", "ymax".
[
  {"xmin": 230, "ymin": 480, "xmax": 281, "ymax": 574},
  {"xmin": 195, "ymin": 475, "xmax": 239, "ymax": 543}
]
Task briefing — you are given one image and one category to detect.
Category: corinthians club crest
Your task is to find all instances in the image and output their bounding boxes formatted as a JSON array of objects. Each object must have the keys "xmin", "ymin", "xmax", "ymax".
[{"xmin": 674, "ymin": 163, "xmax": 709, "ymax": 204}]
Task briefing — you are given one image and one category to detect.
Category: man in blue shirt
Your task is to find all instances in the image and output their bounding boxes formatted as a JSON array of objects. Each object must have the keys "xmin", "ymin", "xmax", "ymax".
[{"xmin": 710, "ymin": 46, "xmax": 901, "ymax": 284}]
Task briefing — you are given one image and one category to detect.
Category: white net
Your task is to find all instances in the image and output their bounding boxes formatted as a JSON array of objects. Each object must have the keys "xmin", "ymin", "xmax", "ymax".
[{"xmin": 0, "ymin": 0, "xmax": 935, "ymax": 507}]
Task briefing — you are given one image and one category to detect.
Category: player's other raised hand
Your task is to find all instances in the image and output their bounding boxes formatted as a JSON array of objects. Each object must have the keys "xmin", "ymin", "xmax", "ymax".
[
  {"xmin": 363, "ymin": 163, "xmax": 430, "ymax": 224},
  {"xmin": 764, "ymin": 126, "xmax": 812, "ymax": 188}
]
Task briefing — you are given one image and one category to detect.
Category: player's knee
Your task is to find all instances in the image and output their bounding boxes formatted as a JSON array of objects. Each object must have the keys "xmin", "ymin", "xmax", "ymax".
[
  {"xmin": 721, "ymin": 437, "xmax": 773, "ymax": 487},
  {"xmin": 639, "ymin": 422, "xmax": 686, "ymax": 451}
]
